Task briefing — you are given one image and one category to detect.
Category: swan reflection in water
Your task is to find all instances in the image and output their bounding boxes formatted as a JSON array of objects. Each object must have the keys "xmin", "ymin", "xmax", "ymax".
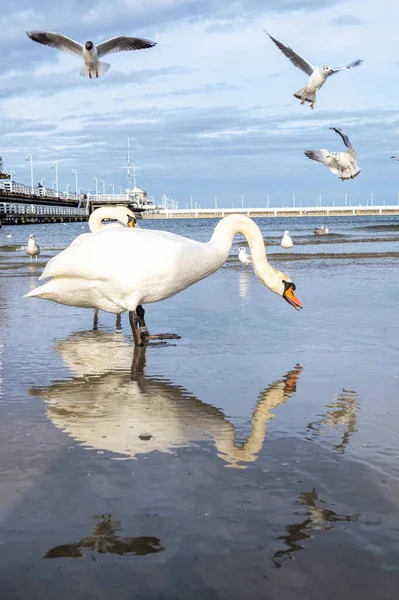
[
  {"xmin": 306, "ymin": 389, "xmax": 360, "ymax": 454},
  {"xmin": 272, "ymin": 488, "xmax": 357, "ymax": 568},
  {"xmin": 44, "ymin": 513, "xmax": 164, "ymax": 559},
  {"xmin": 30, "ymin": 331, "xmax": 303, "ymax": 469}
]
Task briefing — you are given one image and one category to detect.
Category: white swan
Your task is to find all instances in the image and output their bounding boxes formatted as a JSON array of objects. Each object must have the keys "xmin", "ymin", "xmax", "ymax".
[
  {"xmin": 26, "ymin": 214, "xmax": 303, "ymax": 345},
  {"xmin": 281, "ymin": 230, "xmax": 294, "ymax": 249},
  {"xmin": 238, "ymin": 246, "xmax": 252, "ymax": 266},
  {"xmin": 71, "ymin": 205, "xmax": 137, "ymax": 247},
  {"xmin": 71, "ymin": 206, "xmax": 137, "ymax": 329},
  {"xmin": 25, "ymin": 234, "xmax": 40, "ymax": 261}
]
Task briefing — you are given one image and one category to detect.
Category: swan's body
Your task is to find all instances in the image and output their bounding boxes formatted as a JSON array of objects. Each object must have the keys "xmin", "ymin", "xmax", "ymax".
[
  {"xmin": 25, "ymin": 234, "xmax": 40, "ymax": 261},
  {"xmin": 238, "ymin": 246, "xmax": 252, "ymax": 266},
  {"xmin": 26, "ymin": 215, "xmax": 302, "ymax": 343},
  {"xmin": 281, "ymin": 230, "xmax": 294, "ymax": 249}
]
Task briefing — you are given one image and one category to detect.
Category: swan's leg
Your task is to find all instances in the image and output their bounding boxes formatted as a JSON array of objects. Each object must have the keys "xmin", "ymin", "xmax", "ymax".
[
  {"xmin": 129, "ymin": 310, "xmax": 143, "ymax": 346},
  {"xmin": 93, "ymin": 309, "xmax": 99, "ymax": 330},
  {"xmin": 136, "ymin": 305, "xmax": 181, "ymax": 342},
  {"xmin": 116, "ymin": 313, "xmax": 122, "ymax": 330}
]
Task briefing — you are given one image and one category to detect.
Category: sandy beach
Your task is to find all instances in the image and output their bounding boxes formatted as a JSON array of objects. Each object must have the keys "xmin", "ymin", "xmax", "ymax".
[{"xmin": 0, "ymin": 216, "xmax": 398, "ymax": 599}]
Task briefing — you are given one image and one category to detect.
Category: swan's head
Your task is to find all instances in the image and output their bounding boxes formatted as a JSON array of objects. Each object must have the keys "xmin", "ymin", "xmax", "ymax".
[
  {"xmin": 283, "ymin": 230, "xmax": 289, "ymax": 235},
  {"xmin": 127, "ymin": 215, "xmax": 137, "ymax": 228},
  {"xmin": 85, "ymin": 41, "xmax": 94, "ymax": 51},
  {"xmin": 262, "ymin": 266, "xmax": 302, "ymax": 310}
]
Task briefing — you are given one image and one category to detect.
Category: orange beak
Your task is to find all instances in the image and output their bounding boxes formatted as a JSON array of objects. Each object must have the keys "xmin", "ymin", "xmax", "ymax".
[{"xmin": 283, "ymin": 282, "xmax": 303, "ymax": 310}]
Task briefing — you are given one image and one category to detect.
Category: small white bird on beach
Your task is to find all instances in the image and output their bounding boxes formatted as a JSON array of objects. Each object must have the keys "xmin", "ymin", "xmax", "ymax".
[
  {"xmin": 238, "ymin": 246, "xmax": 252, "ymax": 267},
  {"xmin": 6, "ymin": 233, "xmax": 13, "ymax": 239},
  {"xmin": 305, "ymin": 127, "xmax": 361, "ymax": 181},
  {"xmin": 26, "ymin": 31, "xmax": 156, "ymax": 79},
  {"xmin": 281, "ymin": 230, "xmax": 294, "ymax": 249},
  {"xmin": 26, "ymin": 234, "xmax": 40, "ymax": 261},
  {"xmin": 264, "ymin": 31, "xmax": 363, "ymax": 109}
]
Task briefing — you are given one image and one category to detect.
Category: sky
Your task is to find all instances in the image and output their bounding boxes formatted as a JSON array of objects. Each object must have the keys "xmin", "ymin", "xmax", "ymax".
[{"xmin": 1, "ymin": 0, "xmax": 399, "ymax": 208}]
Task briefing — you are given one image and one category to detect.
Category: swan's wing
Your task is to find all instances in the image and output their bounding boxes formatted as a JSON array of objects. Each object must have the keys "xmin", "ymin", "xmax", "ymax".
[
  {"xmin": 26, "ymin": 31, "xmax": 83, "ymax": 57},
  {"xmin": 264, "ymin": 30, "xmax": 315, "ymax": 75},
  {"xmin": 329, "ymin": 59, "xmax": 363, "ymax": 74},
  {"xmin": 97, "ymin": 36, "xmax": 156, "ymax": 58},
  {"xmin": 304, "ymin": 150, "xmax": 340, "ymax": 175}
]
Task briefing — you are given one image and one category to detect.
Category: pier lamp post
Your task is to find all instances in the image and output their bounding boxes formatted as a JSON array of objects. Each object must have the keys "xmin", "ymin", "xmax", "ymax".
[
  {"xmin": 100, "ymin": 179, "xmax": 105, "ymax": 195},
  {"xmin": 40, "ymin": 177, "xmax": 46, "ymax": 187},
  {"xmin": 293, "ymin": 193, "xmax": 296, "ymax": 207},
  {"xmin": 9, "ymin": 170, "xmax": 16, "ymax": 192},
  {"xmin": 51, "ymin": 162, "xmax": 59, "ymax": 197},
  {"xmin": 66, "ymin": 183, "xmax": 70, "ymax": 198},
  {"xmin": 370, "ymin": 192, "xmax": 374, "ymax": 207},
  {"xmin": 52, "ymin": 181, "xmax": 56, "ymax": 191},
  {"xmin": 241, "ymin": 194, "xmax": 244, "ymax": 209},
  {"xmin": 214, "ymin": 196, "xmax": 217, "ymax": 209},
  {"xmin": 110, "ymin": 183, "xmax": 115, "ymax": 194},
  {"xmin": 25, "ymin": 153, "xmax": 34, "ymax": 195},
  {"xmin": 72, "ymin": 169, "xmax": 78, "ymax": 195},
  {"xmin": 93, "ymin": 177, "xmax": 98, "ymax": 197},
  {"xmin": 117, "ymin": 185, "xmax": 122, "ymax": 195},
  {"xmin": 266, "ymin": 194, "xmax": 270, "ymax": 209}
]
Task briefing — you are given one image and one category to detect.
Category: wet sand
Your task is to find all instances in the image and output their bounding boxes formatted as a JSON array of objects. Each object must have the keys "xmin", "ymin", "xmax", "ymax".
[{"xmin": 0, "ymin": 217, "xmax": 398, "ymax": 599}]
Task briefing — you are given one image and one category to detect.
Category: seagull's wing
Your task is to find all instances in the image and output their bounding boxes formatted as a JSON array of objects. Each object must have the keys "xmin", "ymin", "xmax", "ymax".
[
  {"xmin": 97, "ymin": 36, "xmax": 156, "ymax": 58},
  {"xmin": 330, "ymin": 127, "xmax": 353, "ymax": 151},
  {"xmin": 304, "ymin": 150, "xmax": 340, "ymax": 175},
  {"xmin": 263, "ymin": 30, "xmax": 315, "ymax": 76},
  {"xmin": 329, "ymin": 59, "xmax": 363, "ymax": 74},
  {"xmin": 304, "ymin": 149, "xmax": 331, "ymax": 165},
  {"xmin": 26, "ymin": 31, "xmax": 83, "ymax": 57}
]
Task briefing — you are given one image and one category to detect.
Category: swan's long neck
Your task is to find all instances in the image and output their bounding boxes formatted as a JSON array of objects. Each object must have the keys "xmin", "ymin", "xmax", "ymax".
[
  {"xmin": 210, "ymin": 214, "xmax": 278, "ymax": 288},
  {"xmin": 88, "ymin": 207, "xmax": 123, "ymax": 233}
]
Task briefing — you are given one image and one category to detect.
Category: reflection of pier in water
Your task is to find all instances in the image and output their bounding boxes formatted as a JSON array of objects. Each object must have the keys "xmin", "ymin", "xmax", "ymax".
[
  {"xmin": 30, "ymin": 331, "xmax": 303, "ymax": 469},
  {"xmin": 44, "ymin": 513, "xmax": 164, "ymax": 559},
  {"xmin": 272, "ymin": 488, "xmax": 357, "ymax": 568},
  {"xmin": 306, "ymin": 389, "xmax": 360, "ymax": 454}
]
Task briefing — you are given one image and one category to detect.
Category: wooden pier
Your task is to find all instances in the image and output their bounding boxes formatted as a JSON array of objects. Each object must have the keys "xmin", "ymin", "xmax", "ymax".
[
  {"xmin": 0, "ymin": 201, "xmax": 87, "ymax": 225},
  {"xmin": 141, "ymin": 205, "xmax": 399, "ymax": 219}
]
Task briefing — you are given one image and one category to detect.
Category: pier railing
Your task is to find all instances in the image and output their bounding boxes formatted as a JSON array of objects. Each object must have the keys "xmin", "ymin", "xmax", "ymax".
[
  {"xmin": 142, "ymin": 205, "xmax": 399, "ymax": 219},
  {"xmin": 0, "ymin": 202, "xmax": 87, "ymax": 218}
]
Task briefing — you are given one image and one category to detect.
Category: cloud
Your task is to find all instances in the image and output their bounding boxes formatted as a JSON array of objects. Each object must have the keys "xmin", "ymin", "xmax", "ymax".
[
  {"xmin": 1, "ymin": 0, "xmax": 399, "ymax": 207},
  {"xmin": 329, "ymin": 15, "xmax": 365, "ymax": 26}
]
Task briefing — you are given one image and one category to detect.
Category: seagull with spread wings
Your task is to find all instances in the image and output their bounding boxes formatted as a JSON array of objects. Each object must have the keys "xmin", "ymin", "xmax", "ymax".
[
  {"xmin": 264, "ymin": 31, "xmax": 363, "ymax": 109},
  {"xmin": 26, "ymin": 31, "xmax": 156, "ymax": 79},
  {"xmin": 304, "ymin": 127, "xmax": 361, "ymax": 181}
]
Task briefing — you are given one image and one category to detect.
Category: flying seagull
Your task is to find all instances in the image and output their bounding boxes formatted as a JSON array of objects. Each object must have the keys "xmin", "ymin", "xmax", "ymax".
[
  {"xmin": 26, "ymin": 31, "xmax": 156, "ymax": 79},
  {"xmin": 264, "ymin": 31, "xmax": 363, "ymax": 109},
  {"xmin": 390, "ymin": 156, "xmax": 399, "ymax": 160},
  {"xmin": 304, "ymin": 127, "xmax": 361, "ymax": 181}
]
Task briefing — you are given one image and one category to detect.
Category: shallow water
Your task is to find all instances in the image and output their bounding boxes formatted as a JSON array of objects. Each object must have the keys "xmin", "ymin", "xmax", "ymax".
[{"xmin": 0, "ymin": 216, "xmax": 398, "ymax": 599}]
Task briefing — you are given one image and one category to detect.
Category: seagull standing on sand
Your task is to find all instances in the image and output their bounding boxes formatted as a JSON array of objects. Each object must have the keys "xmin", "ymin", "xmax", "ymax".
[
  {"xmin": 26, "ymin": 31, "xmax": 156, "ymax": 79},
  {"xmin": 281, "ymin": 231, "xmax": 294, "ymax": 249},
  {"xmin": 264, "ymin": 31, "xmax": 363, "ymax": 109},
  {"xmin": 304, "ymin": 127, "xmax": 361, "ymax": 181},
  {"xmin": 26, "ymin": 234, "xmax": 40, "ymax": 261},
  {"xmin": 238, "ymin": 246, "xmax": 252, "ymax": 267}
]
